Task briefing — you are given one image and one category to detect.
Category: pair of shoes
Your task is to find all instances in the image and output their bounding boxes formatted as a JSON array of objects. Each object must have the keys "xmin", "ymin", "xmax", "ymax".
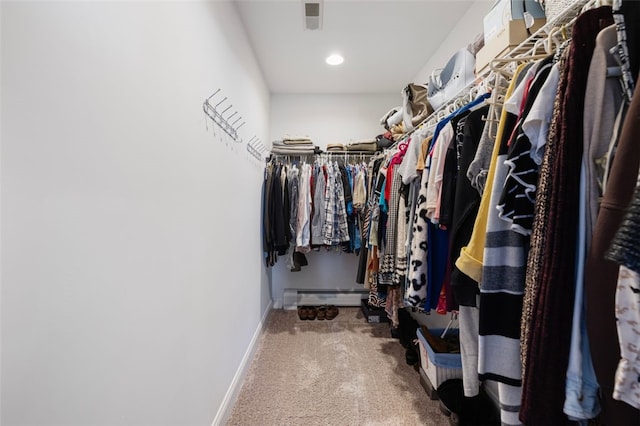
[
  {"xmin": 325, "ymin": 305, "xmax": 339, "ymax": 320},
  {"xmin": 297, "ymin": 306, "xmax": 317, "ymax": 320},
  {"xmin": 298, "ymin": 306, "xmax": 318, "ymax": 321},
  {"xmin": 317, "ymin": 306, "xmax": 327, "ymax": 320},
  {"xmin": 315, "ymin": 305, "xmax": 339, "ymax": 321},
  {"xmin": 297, "ymin": 305, "xmax": 339, "ymax": 320}
]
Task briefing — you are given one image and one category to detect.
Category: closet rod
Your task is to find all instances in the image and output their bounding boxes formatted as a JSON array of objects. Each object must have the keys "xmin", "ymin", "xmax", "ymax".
[{"xmin": 268, "ymin": 151, "xmax": 375, "ymax": 162}]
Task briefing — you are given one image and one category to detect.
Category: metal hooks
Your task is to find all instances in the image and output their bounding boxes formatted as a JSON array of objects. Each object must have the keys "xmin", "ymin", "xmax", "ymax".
[
  {"xmin": 246, "ymin": 136, "xmax": 268, "ymax": 161},
  {"xmin": 203, "ymin": 89, "xmax": 246, "ymax": 143}
]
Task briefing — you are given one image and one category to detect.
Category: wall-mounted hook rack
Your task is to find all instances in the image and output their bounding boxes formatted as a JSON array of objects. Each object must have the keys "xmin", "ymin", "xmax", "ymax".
[
  {"xmin": 247, "ymin": 136, "xmax": 268, "ymax": 161},
  {"xmin": 203, "ymin": 89, "xmax": 246, "ymax": 143}
]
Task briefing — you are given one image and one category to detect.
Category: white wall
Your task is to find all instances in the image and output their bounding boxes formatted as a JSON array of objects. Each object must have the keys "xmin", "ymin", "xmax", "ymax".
[
  {"xmin": 413, "ymin": 0, "xmax": 493, "ymax": 84},
  {"xmin": 0, "ymin": 1, "xmax": 3, "ymax": 422},
  {"xmin": 1, "ymin": 2, "xmax": 270, "ymax": 425},
  {"xmin": 270, "ymin": 93, "xmax": 398, "ymax": 149},
  {"xmin": 269, "ymin": 93, "xmax": 397, "ymax": 307}
]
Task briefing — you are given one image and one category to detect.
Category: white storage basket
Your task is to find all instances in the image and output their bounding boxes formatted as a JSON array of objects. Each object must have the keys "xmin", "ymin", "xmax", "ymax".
[
  {"xmin": 416, "ymin": 328, "xmax": 463, "ymax": 389},
  {"xmin": 544, "ymin": 0, "xmax": 581, "ymax": 21}
]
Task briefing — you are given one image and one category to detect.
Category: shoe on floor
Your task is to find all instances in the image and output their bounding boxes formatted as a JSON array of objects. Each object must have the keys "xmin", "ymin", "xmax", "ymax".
[
  {"xmin": 326, "ymin": 305, "xmax": 339, "ymax": 320},
  {"xmin": 316, "ymin": 305, "xmax": 327, "ymax": 320},
  {"xmin": 297, "ymin": 306, "xmax": 308, "ymax": 320},
  {"xmin": 306, "ymin": 306, "xmax": 318, "ymax": 320}
]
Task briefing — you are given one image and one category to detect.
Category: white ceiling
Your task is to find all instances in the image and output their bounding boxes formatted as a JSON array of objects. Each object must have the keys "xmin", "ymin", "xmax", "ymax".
[{"xmin": 235, "ymin": 0, "xmax": 476, "ymax": 94}]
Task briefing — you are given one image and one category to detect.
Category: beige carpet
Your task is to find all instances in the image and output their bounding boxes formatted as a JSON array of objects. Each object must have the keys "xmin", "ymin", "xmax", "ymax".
[{"xmin": 226, "ymin": 307, "xmax": 448, "ymax": 426}]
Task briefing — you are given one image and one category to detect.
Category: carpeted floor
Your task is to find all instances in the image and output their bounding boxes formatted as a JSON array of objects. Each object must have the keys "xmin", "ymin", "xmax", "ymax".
[{"xmin": 226, "ymin": 307, "xmax": 448, "ymax": 426}]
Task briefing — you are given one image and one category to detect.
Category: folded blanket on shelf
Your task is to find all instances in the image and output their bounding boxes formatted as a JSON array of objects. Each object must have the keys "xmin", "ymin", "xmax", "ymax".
[
  {"xmin": 273, "ymin": 140, "xmax": 312, "ymax": 148},
  {"xmin": 326, "ymin": 143, "xmax": 346, "ymax": 151},
  {"xmin": 270, "ymin": 147, "xmax": 318, "ymax": 155},
  {"xmin": 346, "ymin": 141, "xmax": 377, "ymax": 152},
  {"xmin": 350, "ymin": 138, "xmax": 377, "ymax": 144},
  {"xmin": 282, "ymin": 139, "xmax": 313, "ymax": 145},
  {"xmin": 282, "ymin": 135, "xmax": 312, "ymax": 142},
  {"xmin": 271, "ymin": 139, "xmax": 319, "ymax": 153}
]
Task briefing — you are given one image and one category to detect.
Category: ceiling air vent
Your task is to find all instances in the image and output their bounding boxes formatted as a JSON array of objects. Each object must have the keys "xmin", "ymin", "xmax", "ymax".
[{"xmin": 303, "ymin": 0, "xmax": 323, "ymax": 31}]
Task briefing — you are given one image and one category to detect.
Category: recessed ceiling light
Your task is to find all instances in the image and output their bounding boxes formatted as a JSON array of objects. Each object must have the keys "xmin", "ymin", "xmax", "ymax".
[{"xmin": 326, "ymin": 54, "xmax": 344, "ymax": 66}]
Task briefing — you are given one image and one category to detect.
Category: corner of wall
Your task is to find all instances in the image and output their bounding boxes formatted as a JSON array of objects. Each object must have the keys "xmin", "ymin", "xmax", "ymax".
[
  {"xmin": 211, "ymin": 299, "xmax": 273, "ymax": 426},
  {"xmin": 412, "ymin": 0, "xmax": 491, "ymax": 84},
  {"xmin": 0, "ymin": 0, "xmax": 4, "ymax": 421}
]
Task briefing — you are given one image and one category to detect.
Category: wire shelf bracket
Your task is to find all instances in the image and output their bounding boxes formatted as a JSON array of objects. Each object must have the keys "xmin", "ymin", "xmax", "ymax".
[
  {"xmin": 247, "ymin": 136, "xmax": 268, "ymax": 161},
  {"xmin": 203, "ymin": 89, "xmax": 246, "ymax": 142}
]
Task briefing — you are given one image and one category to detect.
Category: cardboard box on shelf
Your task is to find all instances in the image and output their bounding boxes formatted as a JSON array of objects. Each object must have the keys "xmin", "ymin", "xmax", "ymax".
[
  {"xmin": 476, "ymin": 44, "xmax": 511, "ymax": 75},
  {"xmin": 476, "ymin": 17, "xmax": 546, "ymax": 74},
  {"xmin": 484, "ymin": 0, "xmax": 546, "ymax": 43}
]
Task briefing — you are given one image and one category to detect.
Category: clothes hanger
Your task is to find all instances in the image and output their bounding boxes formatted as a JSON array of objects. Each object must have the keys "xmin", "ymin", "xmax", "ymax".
[
  {"xmin": 546, "ymin": 25, "xmax": 566, "ymax": 55},
  {"xmin": 474, "ymin": 72, "xmax": 493, "ymax": 99},
  {"xmin": 468, "ymin": 91, "xmax": 491, "ymax": 112},
  {"xmin": 468, "ymin": 85, "xmax": 477, "ymax": 102},
  {"xmin": 489, "ymin": 53, "xmax": 549, "ymax": 75},
  {"xmin": 532, "ymin": 37, "xmax": 548, "ymax": 55}
]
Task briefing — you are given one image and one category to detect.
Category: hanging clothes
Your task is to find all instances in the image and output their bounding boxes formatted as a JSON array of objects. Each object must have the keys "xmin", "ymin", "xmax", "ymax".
[
  {"xmin": 521, "ymin": 7, "xmax": 614, "ymax": 425},
  {"xmin": 379, "ymin": 165, "xmax": 403, "ymax": 283},
  {"xmin": 562, "ymin": 23, "xmax": 622, "ymax": 422},
  {"xmin": 381, "ymin": 165, "xmax": 404, "ymax": 327},
  {"xmin": 406, "ymin": 94, "xmax": 490, "ymax": 309},
  {"xmin": 606, "ymin": 165, "xmax": 640, "ymax": 410},
  {"xmin": 478, "ymin": 55, "xmax": 554, "ymax": 426},
  {"xmin": 584, "ymin": 69, "xmax": 640, "ymax": 425},
  {"xmin": 311, "ymin": 163, "xmax": 326, "ymax": 246},
  {"xmin": 321, "ymin": 161, "xmax": 350, "ymax": 246},
  {"xmin": 263, "ymin": 163, "xmax": 289, "ymax": 266},
  {"xmin": 263, "ymin": 155, "xmax": 369, "ymax": 269},
  {"xmin": 296, "ymin": 163, "xmax": 312, "ymax": 252},
  {"xmin": 449, "ymin": 105, "xmax": 490, "ymax": 310},
  {"xmin": 426, "ymin": 122, "xmax": 455, "ymax": 222},
  {"xmin": 455, "ymin": 66, "xmax": 525, "ymax": 285},
  {"xmin": 394, "ymin": 183, "xmax": 410, "ymax": 286},
  {"xmin": 363, "ymin": 156, "xmax": 388, "ymax": 308}
]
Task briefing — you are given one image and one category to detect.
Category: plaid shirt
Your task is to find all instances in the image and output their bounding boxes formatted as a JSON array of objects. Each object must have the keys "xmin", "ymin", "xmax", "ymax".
[{"xmin": 322, "ymin": 162, "xmax": 350, "ymax": 245}]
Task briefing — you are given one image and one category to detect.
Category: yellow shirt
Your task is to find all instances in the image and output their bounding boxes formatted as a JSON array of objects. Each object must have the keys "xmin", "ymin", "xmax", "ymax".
[
  {"xmin": 416, "ymin": 135, "xmax": 433, "ymax": 172},
  {"xmin": 455, "ymin": 64, "xmax": 527, "ymax": 283}
]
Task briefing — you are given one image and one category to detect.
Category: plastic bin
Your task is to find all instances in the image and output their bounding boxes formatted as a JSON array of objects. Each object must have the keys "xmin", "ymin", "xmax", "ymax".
[{"xmin": 417, "ymin": 328, "xmax": 463, "ymax": 390}]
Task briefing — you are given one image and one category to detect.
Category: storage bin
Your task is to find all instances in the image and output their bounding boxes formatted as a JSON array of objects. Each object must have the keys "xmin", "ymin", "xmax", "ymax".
[
  {"xmin": 417, "ymin": 328, "xmax": 463, "ymax": 390},
  {"xmin": 544, "ymin": 0, "xmax": 576, "ymax": 21},
  {"xmin": 360, "ymin": 299, "xmax": 389, "ymax": 323}
]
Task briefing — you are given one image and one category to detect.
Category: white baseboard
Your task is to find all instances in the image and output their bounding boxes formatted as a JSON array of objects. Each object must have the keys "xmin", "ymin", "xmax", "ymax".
[
  {"xmin": 282, "ymin": 289, "xmax": 368, "ymax": 310},
  {"xmin": 211, "ymin": 300, "xmax": 273, "ymax": 426}
]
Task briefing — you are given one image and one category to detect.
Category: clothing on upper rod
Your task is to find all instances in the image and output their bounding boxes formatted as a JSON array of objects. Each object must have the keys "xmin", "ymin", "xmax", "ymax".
[{"xmin": 262, "ymin": 153, "xmax": 371, "ymax": 270}]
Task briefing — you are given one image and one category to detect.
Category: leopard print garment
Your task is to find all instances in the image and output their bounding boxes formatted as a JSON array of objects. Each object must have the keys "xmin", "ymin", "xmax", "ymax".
[{"xmin": 405, "ymin": 163, "xmax": 430, "ymax": 307}]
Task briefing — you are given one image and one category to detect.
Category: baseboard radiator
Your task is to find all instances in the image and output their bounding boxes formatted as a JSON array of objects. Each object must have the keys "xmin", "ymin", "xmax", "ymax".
[{"xmin": 283, "ymin": 289, "xmax": 368, "ymax": 310}]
